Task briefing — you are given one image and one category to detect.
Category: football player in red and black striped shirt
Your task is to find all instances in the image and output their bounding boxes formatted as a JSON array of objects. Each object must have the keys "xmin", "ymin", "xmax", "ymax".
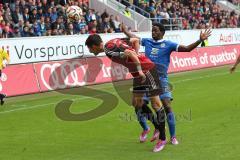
[{"xmin": 85, "ymin": 34, "xmax": 167, "ymax": 152}]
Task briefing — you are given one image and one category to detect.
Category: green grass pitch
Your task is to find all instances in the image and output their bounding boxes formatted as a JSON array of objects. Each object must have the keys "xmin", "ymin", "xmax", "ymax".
[{"xmin": 0, "ymin": 65, "xmax": 240, "ymax": 160}]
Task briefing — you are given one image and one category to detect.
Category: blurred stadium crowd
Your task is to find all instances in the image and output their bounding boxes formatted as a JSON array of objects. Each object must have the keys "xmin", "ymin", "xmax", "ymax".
[
  {"xmin": 0, "ymin": 0, "xmax": 239, "ymax": 38},
  {"xmin": 0, "ymin": 0, "xmax": 122, "ymax": 38},
  {"xmin": 120, "ymin": 0, "xmax": 240, "ymax": 30}
]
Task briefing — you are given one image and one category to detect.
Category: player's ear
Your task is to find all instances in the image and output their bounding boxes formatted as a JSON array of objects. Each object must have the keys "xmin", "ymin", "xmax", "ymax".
[
  {"xmin": 91, "ymin": 45, "xmax": 97, "ymax": 49},
  {"xmin": 99, "ymin": 42, "xmax": 104, "ymax": 48}
]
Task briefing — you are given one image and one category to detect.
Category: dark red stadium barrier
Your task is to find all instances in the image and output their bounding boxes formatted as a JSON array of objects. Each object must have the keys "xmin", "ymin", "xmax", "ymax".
[
  {"xmin": 1, "ymin": 44, "xmax": 240, "ymax": 97},
  {"xmin": 33, "ymin": 57, "xmax": 131, "ymax": 92},
  {"xmin": 0, "ymin": 64, "xmax": 39, "ymax": 96},
  {"xmin": 168, "ymin": 45, "xmax": 240, "ymax": 73}
]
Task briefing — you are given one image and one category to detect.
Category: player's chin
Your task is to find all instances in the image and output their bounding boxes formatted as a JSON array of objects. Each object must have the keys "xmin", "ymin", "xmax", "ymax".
[
  {"xmin": 152, "ymin": 35, "xmax": 157, "ymax": 40},
  {"xmin": 152, "ymin": 37, "xmax": 158, "ymax": 41}
]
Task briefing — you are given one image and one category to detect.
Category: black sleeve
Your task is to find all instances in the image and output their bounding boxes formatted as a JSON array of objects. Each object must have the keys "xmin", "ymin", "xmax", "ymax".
[{"xmin": 104, "ymin": 43, "xmax": 125, "ymax": 58}]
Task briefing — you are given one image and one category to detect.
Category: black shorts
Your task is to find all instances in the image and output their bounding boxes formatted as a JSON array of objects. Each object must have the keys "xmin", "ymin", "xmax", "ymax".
[{"xmin": 133, "ymin": 66, "xmax": 162, "ymax": 97}]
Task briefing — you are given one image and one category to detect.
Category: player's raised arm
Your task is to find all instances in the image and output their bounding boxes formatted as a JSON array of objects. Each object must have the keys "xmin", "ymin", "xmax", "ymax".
[
  {"xmin": 121, "ymin": 23, "xmax": 139, "ymax": 39},
  {"xmin": 130, "ymin": 37, "xmax": 140, "ymax": 54},
  {"xmin": 178, "ymin": 28, "xmax": 212, "ymax": 52},
  {"xmin": 230, "ymin": 54, "xmax": 240, "ymax": 73}
]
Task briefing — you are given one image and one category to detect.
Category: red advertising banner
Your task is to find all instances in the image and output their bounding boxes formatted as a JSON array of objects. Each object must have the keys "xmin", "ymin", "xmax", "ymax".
[
  {"xmin": 33, "ymin": 57, "xmax": 131, "ymax": 92},
  {"xmin": 86, "ymin": 57, "xmax": 131, "ymax": 84},
  {"xmin": 222, "ymin": 45, "xmax": 240, "ymax": 64},
  {"xmin": 34, "ymin": 59, "xmax": 89, "ymax": 92},
  {"xmin": 0, "ymin": 64, "xmax": 39, "ymax": 96},
  {"xmin": 168, "ymin": 45, "xmax": 240, "ymax": 73},
  {"xmin": 1, "ymin": 45, "xmax": 239, "ymax": 97},
  {"xmin": 168, "ymin": 49, "xmax": 200, "ymax": 73}
]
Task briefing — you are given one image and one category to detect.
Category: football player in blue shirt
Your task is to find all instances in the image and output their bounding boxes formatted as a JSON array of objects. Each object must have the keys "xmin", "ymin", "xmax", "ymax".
[{"xmin": 122, "ymin": 23, "xmax": 211, "ymax": 145}]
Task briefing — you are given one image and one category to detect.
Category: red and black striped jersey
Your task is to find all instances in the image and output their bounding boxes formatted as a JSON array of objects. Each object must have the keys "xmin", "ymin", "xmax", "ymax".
[{"xmin": 104, "ymin": 38, "xmax": 155, "ymax": 76}]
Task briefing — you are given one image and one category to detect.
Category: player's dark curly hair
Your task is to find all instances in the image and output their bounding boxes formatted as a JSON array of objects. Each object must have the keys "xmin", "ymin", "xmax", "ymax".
[
  {"xmin": 153, "ymin": 23, "xmax": 165, "ymax": 35},
  {"xmin": 85, "ymin": 34, "xmax": 103, "ymax": 47}
]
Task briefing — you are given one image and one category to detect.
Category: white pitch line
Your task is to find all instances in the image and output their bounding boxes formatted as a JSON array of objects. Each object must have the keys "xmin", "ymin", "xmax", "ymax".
[
  {"xmin": 0, "ymin": 69, "xmax": 238, "ymax": 114},
  {"xmin": 171, "ymin": 71, "xmax": 236, "ymax": 84},
  {"xmin": 0, "ymin": 90, "xmax": 127, "ymax": 114},
  {"xmin": 0, "ymin": 102, "xmax": 56, "ymax": 114}
]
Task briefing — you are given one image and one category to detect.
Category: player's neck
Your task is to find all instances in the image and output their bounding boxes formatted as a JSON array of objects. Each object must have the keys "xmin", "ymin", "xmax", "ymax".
[
  {"xmin": 154, "ymin": 39, "xmax": 164, "ymax": 42},
  {"xmin": 153, "ymin": 37, "xmax": 163, "ymax": 42}
]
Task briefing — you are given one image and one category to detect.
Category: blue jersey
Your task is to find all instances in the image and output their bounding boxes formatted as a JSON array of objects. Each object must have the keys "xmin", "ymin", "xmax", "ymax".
[{"xmin": 142, "ymin": 38, "xmax": 179, "ymax": 78}]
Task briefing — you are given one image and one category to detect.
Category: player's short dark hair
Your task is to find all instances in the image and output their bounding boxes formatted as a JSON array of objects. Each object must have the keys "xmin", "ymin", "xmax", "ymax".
[
  {"xmin": 85, "ymin": 34, "xmax": 103, "ymax": 47},
  {"xmin": 153, "ymin": 23, "xmax": 165, "ymax": 35}
]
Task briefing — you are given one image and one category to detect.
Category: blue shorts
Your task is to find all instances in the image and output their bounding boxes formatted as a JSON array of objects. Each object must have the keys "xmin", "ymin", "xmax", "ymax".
[{"xmin": 143, "ymin": 77, "xmax": 173, "ymax": 102}]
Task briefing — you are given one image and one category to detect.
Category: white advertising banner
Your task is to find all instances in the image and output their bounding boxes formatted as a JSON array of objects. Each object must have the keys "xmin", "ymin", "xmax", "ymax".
[
  {"xmin": 0, "ymin": 35, "xmax": 86, "ymax": 64},
  {"xmin": 162, "ymin": 28, "xmax": 240, "ymax": 46},
  {"xmin": 1, "ymin": 28, "xmax": 240, "ymax": 64}
]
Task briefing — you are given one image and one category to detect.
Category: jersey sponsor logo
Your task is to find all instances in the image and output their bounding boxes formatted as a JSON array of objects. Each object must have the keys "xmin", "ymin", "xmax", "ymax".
[
  {"xmin": 151, "ymin": 48, "xmax": 159, "ymax": 55},
  {"xmin": 160, "ymin": 43, "xmax": 166, "ymax": 48}
]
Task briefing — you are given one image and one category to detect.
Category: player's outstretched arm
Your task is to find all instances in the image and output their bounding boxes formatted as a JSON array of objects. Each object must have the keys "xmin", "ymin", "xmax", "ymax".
[
  {"xmin": 130, "ymin": 38, "xmax": 140, "ymax": 54},
  {"xmin": 178, "ymin": 28, "xmax": 212, "ymax": 52},
  {"xmin": 230, "ymin": 54, "xmax": 240, "ymax": 73},
  {"xmin": 121, "ymin": 23, "xmax": 139, "ymax": 38}
]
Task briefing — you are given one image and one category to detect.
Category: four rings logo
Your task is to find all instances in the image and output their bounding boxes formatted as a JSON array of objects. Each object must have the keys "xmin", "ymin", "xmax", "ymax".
[{"xmin": 41, "ymin": 61, "xmax": 87, "ymax": 90}]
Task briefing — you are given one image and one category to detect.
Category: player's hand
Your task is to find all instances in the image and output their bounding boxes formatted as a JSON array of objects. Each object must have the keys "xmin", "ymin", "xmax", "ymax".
[
  {"xmin": 230, "ymin": 66, "xmax": 236, "ymax": 73},
  {"xmin": 139, "ymin": 71, "xmax": 146, "ymax": 83},
  {"xmin": 200, "ymin": 28, "xmax": 212, "ymax": 41}
]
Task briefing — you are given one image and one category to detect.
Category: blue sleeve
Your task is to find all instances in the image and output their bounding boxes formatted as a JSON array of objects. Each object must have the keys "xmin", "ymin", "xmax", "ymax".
[
  {"xmin": 167, "ymin": 41, "xmax": 179, "ymax": 52},
  {"xmin": 141, "ymin": 38, "xmax": 148, "ymax": 46}
]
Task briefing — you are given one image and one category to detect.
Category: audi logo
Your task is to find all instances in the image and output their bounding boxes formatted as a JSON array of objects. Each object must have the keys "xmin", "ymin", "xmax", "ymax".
[{"xmin": 41, "ymin": 61, "xmax": 87, "ymax": 90}]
